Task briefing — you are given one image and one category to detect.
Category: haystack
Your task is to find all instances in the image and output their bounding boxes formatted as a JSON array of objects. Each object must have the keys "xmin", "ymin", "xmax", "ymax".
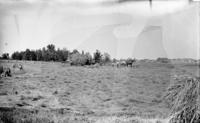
[
  {"xmin": 0, "ymin": 65, "xmax": 12, "ymax": 77},
  {"xmin": 164, "ymin": 75, "xmax": 200, "ymax": 123}
]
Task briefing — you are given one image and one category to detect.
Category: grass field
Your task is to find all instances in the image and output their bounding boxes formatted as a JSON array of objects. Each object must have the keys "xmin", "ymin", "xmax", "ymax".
[{"xmin": 0, "ymin": 60, "xmax": 199, "ymax": 123}]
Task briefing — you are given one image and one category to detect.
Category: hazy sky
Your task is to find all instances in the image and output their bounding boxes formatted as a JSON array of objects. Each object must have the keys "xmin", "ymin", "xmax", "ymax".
[{"xmin": 0, "ymin": 0, "xmax": 199, "ymax": 59}]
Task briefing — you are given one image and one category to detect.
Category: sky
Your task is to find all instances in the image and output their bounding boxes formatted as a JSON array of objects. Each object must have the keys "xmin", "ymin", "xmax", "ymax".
[{"xmin": 0, "ymin": 0, "xmax": 199, "ymax": 59}]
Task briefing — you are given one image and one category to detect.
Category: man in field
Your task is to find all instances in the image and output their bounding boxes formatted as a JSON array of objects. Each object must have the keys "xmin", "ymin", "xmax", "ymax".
[{"xmin": 13, "ymin": 63, "xmax": 23, "ymax": 71}]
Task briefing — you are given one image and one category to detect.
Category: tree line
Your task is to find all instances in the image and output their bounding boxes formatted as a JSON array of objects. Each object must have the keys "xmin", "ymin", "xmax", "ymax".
[{"xmin": 0, "ymin": 44, "xmax": 111, "ymax": 65}]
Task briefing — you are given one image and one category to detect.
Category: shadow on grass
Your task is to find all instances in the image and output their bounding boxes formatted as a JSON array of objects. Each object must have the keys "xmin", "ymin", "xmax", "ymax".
[{"xmin": 0, "ymin": 107, "xmax": 53, "ymax": 123}]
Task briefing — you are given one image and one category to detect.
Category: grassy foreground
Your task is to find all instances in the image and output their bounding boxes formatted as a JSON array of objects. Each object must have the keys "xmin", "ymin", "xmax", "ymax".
[{"xmin": 0, "ymin": 60, "xmax": 199, "ymax": 123}]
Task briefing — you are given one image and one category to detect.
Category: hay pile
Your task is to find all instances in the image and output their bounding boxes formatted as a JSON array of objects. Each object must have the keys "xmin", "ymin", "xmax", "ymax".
[
  {"xmin": 0, "ymin": 65, "xmax": 12, "ymax": 77},
  {"xmin": 164, "ymin": 75, "xmax": 200, "ymax": 123}
]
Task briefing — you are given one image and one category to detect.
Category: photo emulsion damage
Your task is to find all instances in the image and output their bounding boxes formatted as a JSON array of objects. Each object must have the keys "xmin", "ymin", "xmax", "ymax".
[{"xmin": 0, "ymin": 0, "xmax": 200, "ymax": 123}]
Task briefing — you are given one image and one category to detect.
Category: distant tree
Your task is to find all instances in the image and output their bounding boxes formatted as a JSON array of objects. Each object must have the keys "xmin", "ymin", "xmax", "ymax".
[
  {"xmin": 70, "ymin": 53, "xmax": 87, "ymax": 66},
  {"xmin": 11, "ymin": 52, "xmax": 17, "ymax": 60},
  {"xmin": 21, "ymin": 49, "xmax": 36, "ymax": 60},
  {"xmin": 56, "ymin": 48, "xmax": 68, "ymax": 61},
  {"xmin": 42, "ymin": 47, "xmax": 48, "ymax": 61},
  {"xmin": 12, "ymin": 51, "xmax": 23, "ymax": 60},
  {"xmin": 46, "ymin": 44, "xmax": 56, "ymax": 61},
  {"xmin": 112, "ymin": 58, "xmax": 117, "ymax": 63},
  {"xmin": 93, "ymin": 50, "xmax": 102, "ymax": 63},
  {"xmin": 62, "ymin": 48, "xmax": 69, "ymax": 61},
  {"xmin": 47, "ymin": 44, "xmax": 55, "ymax": 52},
  {"xmin": 72, "ymin": 49, "xmax": 79, "ymax": 54},
  {"xmin": 56, "ymin": 48, "xmax": 63, "ymax": 61},
  {"xmin": 30, "ymin": 50, "xmax": 37, "ymax": 61},
  {"xmin": 23, "ymin": 49, "xmax": 32, "ymax": 60},
  {"xmin": 102, "ymin": 53, "xmax": 111, "ymax": 63},
  {"xmin": 85, "ymin": 52, "xmax": 93, "ymax": 65},
  {"xmin": 2, "ymin": 53, "xmax": 9, "ymax": 59},
  {"xmin": 35, "ymin": 49, "xmax": 43, "ymax": 61},
  {"xmin": 81, "ymin": 50, "xmax": 84, "ymax": 55},
  {"xmin": 10, "ymin": 44, "xmax": 112, "ymax": 65}
]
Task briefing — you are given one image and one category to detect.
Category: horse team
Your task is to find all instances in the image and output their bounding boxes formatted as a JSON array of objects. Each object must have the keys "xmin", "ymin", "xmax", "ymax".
[{"xmin": 111, "ymin": 59, "xmax": 137, "ymax": 68}]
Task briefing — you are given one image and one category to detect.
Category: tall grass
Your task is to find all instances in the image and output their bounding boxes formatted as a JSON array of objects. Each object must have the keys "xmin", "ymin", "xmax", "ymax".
[{"xmin": 165, "ymin": 75, "xmax": 200, "ymax": 123}]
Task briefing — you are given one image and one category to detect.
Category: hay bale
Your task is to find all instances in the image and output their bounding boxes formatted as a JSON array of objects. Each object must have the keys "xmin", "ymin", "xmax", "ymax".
[
  {"xmin": 0, "ymin": 65, "xmax": 3, "ymax": 75},
  {"xmin": 0, "ymin": 65, "xmax": 12, "ymax": 77},
  {"xmin": 164, "ymin": 75, "xmax": 200, "ymax": 123},
  {"xmin": 3, "ymin": 67, "xmax": 12, "ymax": 77}
]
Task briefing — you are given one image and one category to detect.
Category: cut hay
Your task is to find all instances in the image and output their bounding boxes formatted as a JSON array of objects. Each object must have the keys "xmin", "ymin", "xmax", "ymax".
[{"xmin": 164, "ymin": 75, "xmax": 200, "ymax": 123}]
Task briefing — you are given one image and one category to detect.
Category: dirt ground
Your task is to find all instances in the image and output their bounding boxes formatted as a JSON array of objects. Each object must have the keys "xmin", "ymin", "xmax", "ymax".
[{"xmin": 0, "ymin": 60, "xmax": 199, "ymax": 123}]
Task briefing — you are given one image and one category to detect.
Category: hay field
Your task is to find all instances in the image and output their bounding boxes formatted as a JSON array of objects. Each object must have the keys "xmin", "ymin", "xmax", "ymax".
[{"xmin": 0, "ymin": 60, "xmax": 199, "ymax": 123}]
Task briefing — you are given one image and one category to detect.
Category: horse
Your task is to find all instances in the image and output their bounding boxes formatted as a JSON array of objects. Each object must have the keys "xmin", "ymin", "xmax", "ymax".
[{"xmin": 126, "ymin": 58, "xmax": 136, "ymax": 67}]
